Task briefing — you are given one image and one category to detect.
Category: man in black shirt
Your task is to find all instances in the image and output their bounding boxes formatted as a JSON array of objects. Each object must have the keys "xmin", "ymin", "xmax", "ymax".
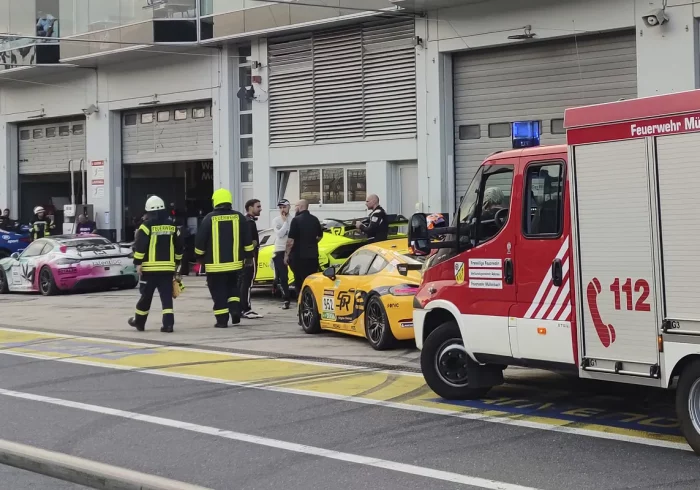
[
  {"xmin": 356, "ymin": 194, "xmax": 388, "ymax": 242},
  {"xmin": 285, "ymin": 199, "xmax": 323, "ymax": 295},
  {"xmin": 241, "ymin": 198, "xmax": 263, "ymax": 319}
]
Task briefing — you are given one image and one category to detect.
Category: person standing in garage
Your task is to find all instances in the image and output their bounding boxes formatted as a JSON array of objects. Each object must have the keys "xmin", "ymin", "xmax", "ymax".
[
  {"xmin": 30, "ymin": 206, "xmax": 55, "ymax": 242},
  {"xmin": 195, "ymin": 189, "xmax": 254, "ymax": 328},
  {"xmin": 240, "ymin": 198, "xmax": 263, "ymax": 319},
  {"xmin": 128, "ymin": 195, "xmax": 184, "ymax": 333}
]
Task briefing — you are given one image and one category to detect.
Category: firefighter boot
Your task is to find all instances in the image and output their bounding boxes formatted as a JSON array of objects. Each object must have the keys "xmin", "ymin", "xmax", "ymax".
[{"xmin": 128, "ymin": 317, "xmax": 145, "ymax": 332}]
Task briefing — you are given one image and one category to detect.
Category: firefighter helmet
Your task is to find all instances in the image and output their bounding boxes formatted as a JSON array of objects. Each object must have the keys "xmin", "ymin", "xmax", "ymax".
[
  {"xmin": 212, "ymin": 188, "xmax": 233, "ymax": 207},
  {"xmin": 33, "ymin": 206, "xmax": 45, "ymax": 215},
  {"xmin": 145, "ymin": 195, "xmax": 166, "ymax": 212}
]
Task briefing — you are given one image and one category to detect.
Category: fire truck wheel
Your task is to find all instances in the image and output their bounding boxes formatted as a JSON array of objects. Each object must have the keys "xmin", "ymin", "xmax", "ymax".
[
  {"xmin": 676, "ymin": 359, "xmax": 700, "ymax": 454},
  {"xmin": 421, "ymin": 321, "xmax": 491, "ymax": 400}
]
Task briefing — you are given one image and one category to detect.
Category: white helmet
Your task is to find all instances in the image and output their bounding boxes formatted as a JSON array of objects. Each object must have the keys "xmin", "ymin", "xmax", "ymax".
[
  {"xmin": 33, "ymin": 206, "xmax": 45, "ymax": 215},
  {"xmin": 145, "ymin": 195, "xmax": 165, "ymax": 212}
]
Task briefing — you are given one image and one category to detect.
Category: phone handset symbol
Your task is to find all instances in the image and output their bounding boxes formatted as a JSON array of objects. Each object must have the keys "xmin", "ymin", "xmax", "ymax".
[{"xmin": 586, "ymin": 278, "xmax": 616, "ymax": 348}]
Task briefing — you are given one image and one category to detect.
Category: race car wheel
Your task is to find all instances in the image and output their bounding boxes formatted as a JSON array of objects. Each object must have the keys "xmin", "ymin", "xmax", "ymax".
[
  {"xmin": 39, "ymin": 267, "xmax": 58, "ymax": 296},
  {"xmin": 121, "ymin": 277, "xmax": 139, "ymax": 290},
  {"xmin": 0, "ymin": 249, "xmax": 10, "ymax": 259},
  {"xmin": 299, "ymin": 287, "xmax": 321, "ymax": 334},
  {"xmin": 421, "ymin": 321, "xmax": 491, "ymax": 400},
  {"xmin": 365, "ymin": 295, "xmax": 396, "ymax": 350},
  {"xmin": 0, "ymin": 269, "xmax": 9, "ymax": 294}
]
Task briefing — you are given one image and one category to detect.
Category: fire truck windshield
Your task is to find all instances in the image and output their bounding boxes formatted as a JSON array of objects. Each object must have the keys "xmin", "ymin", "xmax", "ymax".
[{"xmin": 454, "ymin": 167, "xmax": 483, "ymax": 227}]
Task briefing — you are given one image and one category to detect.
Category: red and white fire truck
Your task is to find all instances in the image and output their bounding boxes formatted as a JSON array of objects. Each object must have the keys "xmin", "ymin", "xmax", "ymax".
[{"xmin": 408, "ymin": 89, "xmax": 700, "ymax": 453}]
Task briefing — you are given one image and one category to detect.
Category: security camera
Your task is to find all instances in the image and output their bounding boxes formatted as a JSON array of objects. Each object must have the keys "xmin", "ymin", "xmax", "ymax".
[{"xmin": 642, "ymin": 8, "xmax": 669, "ymax": 27}]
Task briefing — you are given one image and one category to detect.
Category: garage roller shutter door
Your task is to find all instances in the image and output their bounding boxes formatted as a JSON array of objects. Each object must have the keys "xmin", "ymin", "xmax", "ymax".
[
  {"xmin": 453, "ymin": 30, "xmax": 637, "ymax": 198},
  {"xmin": 122, "ymin": 102, "xmax": 213, "ymax": 164},
  {"xmin": 18, "ymin": 119, "xmax": 86, "ymax": 174}
]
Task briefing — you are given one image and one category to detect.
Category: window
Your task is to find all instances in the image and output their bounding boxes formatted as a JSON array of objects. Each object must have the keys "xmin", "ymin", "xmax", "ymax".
[
  {"xmin": 192, "ymin": 107, "xmax": 206, "ymax": 119},
  {"xmin": 174, "ymin": 109, "xmax": 187, "ymax": 121},
  {"xmin": 238, "ymin": 45, "xmax": 252, "ymax": 64},
  {"xmin": 489, "ymin": 123, "xmax": 511, "ymax": 138},
  {"xmin": 33, "ymin": 129, "xmax": 43, "ymax": 139},
  {"xmin": 459, "ymin": 125, "xmax": 481, "ymax": 140},
  {"xmin": 72, "ymin": 124, "xmax": 84, "ymax": 135},
  {"xmin": 299, "ymin": 169, "xmax": 321, "ymax": 204},
  {"xmin": 551, "ymin": 118, "xmax": 565, "ymax": 135},
  {"xmin": 330, "ymin": 243, "xmax": 365, "ymax": 260},
  {"xmin": 20, "ymin": 130, "xmax": 30, "ymax": 140},
  {"xmin": 367, "ymin": 255, "xmax": 388, "ymax": 275},
  {"xmin": 523, "ymin": 162, "xmax": 564, "ymax": 237},
  {"xmin": 241, "ymin": 162, "xmax": 253, "ymax": 183},
  {"xmin": 322, "ymin": 168, "xmax": 344, "ymax": 204},
  {"xmin": 59, "ymin": 126, "xmax": 70, "ymax": 136},
  {"xmin": 282, "ymin": 167, "xmax": 366, "ymax": 205},
  {"xmin": 157, "ymin": 111, "xmax": 170, "ymax": 122},
  {"xmin": 347, "ymin": 169, "xmax": 366, "ymax": 202},
  {"xmin": 240, "ymin": 114, "xmax": 252, "ymax": 135},
  {"xmin": 476, "ymin": 167, "xmax": 515, "ymax": 244},
  {"xmin": 21, "ymin": 240, "xmax": 47, "ymax": 257},
  {"xmin": 240, "ymin": 137, "xmax": 253, "ymax": 159},
  {"xmin": 338, "ymin": 251, "xmax": 375, "ymax": 276},
  {"xmin": 239, "ymin": 65, "xmax": 252, "ymax": 112},
  {"xmin": 46, "ymin": 127, "xmax": 56, "ymax": 138},
  {"xmin": 124, "ymin": 114, "xmax": 137, "ymax": 126},
  {"xmin": 141, "ymin": 113, "xmax": 153, "ymax": 124}
]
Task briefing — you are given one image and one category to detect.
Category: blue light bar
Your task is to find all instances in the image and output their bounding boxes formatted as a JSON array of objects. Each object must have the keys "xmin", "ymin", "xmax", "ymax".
[{"xmin": 512, "ymin": 121, "xmax": 541, "ymax": 149}]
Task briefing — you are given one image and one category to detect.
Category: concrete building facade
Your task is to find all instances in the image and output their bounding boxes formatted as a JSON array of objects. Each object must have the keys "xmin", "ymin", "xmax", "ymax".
[{"xmin": 0, "ymin": 0, "xmax": 697, "ymax": 240}]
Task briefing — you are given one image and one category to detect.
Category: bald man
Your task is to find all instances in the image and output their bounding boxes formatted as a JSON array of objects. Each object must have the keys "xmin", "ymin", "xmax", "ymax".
[
  {"xmin": 356, "ymin": 194, "xmax": 388, "ymax": 242},
  {"xmin": 285, "ymin": 199, "xmax": 324, "ymax": 294}
]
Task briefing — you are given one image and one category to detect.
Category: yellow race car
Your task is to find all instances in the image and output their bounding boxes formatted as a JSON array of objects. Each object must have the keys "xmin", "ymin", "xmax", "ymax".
[
  {"xmin": 254, "ymin": 215, "xmax": 409, "ymax": 292},
  {"xmin": 297, "ymin": 238, "xmax": 425, "ymax": 350}
]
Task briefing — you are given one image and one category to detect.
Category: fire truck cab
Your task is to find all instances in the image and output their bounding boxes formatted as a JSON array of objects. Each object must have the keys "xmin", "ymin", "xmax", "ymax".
[{"xmin": 409, "ymin": 89, "xmax": 700, "ymax": 453}]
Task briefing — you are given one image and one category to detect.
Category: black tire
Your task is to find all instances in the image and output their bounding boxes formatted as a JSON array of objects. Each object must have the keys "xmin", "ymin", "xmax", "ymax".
[
  {"xmin": 675, "ymin": 359, "xmax": 700, "ymax": 454},
  {"xmin": 121, "ymin": 277, "xmax": 139, "ymax": 290},
  {"xmin": 420, "ymin": 320, "xmax": 491, "ymax": 400},
  {"xmin": 0, "ymin": 269, "xmax": 9, "ymax": 294},
  {"xmin": 364, "ymin": 295, "xmax": 397, "ymax": 350},
  {"xmin": 39, "ymin": 267, "xmax": 59, "ymax": 296},
  {"xmin": 299, "ymin": 287, "xmax": 321, "ymax": 334}
]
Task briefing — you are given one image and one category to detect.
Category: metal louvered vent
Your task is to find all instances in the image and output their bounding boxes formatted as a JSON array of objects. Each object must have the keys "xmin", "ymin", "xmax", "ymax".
[{"xmin": 268, "ymin": 18, "xmax": 416, "ymax": 145}]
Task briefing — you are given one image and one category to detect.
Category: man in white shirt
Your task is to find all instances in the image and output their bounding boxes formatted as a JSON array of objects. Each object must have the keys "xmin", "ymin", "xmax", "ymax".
[{"xmin": 272, "ymin": 199, "xmax": 292, "ymax": 309}]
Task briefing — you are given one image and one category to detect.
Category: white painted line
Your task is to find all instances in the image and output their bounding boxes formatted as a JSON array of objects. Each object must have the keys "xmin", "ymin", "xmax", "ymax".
[
  {"xmin": 0, "ymin": 388, "xmax": 540, "ymax": 490},
  {"xmin": 0, "ymin": 349, "xmax": 691, "ymax": 453},
  {"xmin": 0, "ymin": 326, "xmax": 424, "ymax": 378}
]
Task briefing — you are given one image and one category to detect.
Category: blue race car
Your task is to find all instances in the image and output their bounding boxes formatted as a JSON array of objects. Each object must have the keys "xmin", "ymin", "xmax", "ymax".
[{"xmin": 0, "ymin": 225, "xmax": 31, "ymax": 259}]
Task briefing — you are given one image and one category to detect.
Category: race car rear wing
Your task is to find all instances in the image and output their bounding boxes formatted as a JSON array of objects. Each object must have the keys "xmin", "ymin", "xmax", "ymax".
[{"xmin": 397, "ymin": 263, "xmax": 423, "ymax": 276}]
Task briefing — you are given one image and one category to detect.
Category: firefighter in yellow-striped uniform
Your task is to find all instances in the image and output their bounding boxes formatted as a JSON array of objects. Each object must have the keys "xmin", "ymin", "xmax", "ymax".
[
  {"xmin": 195, "ymin": 188, "xmax": 254, "ymax": 328},
  {"xmin": 128, "ymin": 195, "xmax": 184, "ymax": 333}
]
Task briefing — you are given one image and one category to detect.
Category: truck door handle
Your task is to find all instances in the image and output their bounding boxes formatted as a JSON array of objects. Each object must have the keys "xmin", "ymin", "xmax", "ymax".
[
  {"xmin": 552, "ymin": 259, "xmax": 563, "ymax": 287},
  {"xmin": 504, "ymin": 258, "xmax": 513, "ymax": 285}
]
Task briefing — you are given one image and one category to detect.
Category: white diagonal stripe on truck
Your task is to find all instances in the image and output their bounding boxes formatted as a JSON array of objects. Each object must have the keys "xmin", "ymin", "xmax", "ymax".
[{"xmin": 524, "ymin": 237, "xmax": 569, "ymax": 319}]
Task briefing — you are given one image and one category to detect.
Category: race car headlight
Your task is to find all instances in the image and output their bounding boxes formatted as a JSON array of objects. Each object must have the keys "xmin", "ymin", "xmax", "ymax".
[{"xmin": 389, "ymin": 284, "xmax": 420, "ymax": 296}]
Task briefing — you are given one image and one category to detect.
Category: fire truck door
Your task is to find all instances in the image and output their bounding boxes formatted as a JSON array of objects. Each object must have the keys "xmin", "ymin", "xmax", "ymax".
[
  {"xmin": 511, "ymin": 157, "xmax": 575, "ymax": 365},
  {"xmin": 573, "ymin": 140, "xmax": 660, "ymax": 377},
  {"xmin": 453, "ymin": 161, "xmax": 518, "ymax": 358}
]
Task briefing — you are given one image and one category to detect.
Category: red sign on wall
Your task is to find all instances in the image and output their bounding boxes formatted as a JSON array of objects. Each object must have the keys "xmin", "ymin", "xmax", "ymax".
[{"xmin": 567, "ymin": 111, "xmax": 700, "ymax": 145}]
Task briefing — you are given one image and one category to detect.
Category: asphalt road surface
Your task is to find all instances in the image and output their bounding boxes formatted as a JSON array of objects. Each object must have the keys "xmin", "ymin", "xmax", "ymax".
[{"xmin": 0, "ymin": 278, "xmax": 698, "ymax": 489}]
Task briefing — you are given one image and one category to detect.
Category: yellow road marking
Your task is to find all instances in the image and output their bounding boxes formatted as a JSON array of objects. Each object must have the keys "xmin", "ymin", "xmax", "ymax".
[{"xmin": 0, "ymin": 328, "xmax": 685, "ymax": 446}]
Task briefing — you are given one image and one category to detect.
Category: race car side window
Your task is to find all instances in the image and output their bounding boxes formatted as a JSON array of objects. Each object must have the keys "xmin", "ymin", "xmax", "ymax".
[
  {"xmin": 337, "ymin": 251, "xmax": 375, "ymax": 276},
  {"xmin": 367, "ymin": 255, "xmax": 388, "ymax": 275},
  {"xmin": 21, "ymin": 241, "xmax": 46, "ymax": 257}
]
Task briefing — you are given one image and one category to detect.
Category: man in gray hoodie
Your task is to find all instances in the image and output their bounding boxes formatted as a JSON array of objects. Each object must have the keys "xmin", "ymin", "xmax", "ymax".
[{"xmin": 271, "ymin": 199, "xmax": 292, "ymax": 309}]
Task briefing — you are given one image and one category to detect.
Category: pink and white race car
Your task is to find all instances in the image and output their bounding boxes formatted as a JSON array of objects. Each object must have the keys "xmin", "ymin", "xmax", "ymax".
[{"xmin": 0, "ymin": 235, "xmax": 138, "ymax": 296}]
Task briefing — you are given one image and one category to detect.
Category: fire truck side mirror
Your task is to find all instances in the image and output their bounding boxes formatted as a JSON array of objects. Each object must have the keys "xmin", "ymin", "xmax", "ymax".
[{"xmin": 408, "ymin": 213, "xmax": 431, "ymax": 255}]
